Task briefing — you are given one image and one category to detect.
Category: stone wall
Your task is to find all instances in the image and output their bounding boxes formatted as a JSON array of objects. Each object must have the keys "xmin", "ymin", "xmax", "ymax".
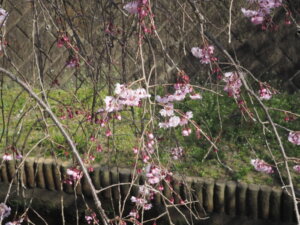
[
  {"xmin": 1, "ymin": 0, "xmax": 300, "ymax": 90},
  {"xmin": 0, "ymin": 158, "xmax": 296, "ymax": 224}
]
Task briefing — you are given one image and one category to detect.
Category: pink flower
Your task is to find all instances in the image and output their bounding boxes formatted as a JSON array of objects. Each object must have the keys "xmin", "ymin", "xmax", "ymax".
[
  {"xmin": 179, "ymin": 112, "xmax": 193, "ymax": 126},
  {"xmin": 223, "ymin": 72, "xmax": 242, "ymax": 98},
  {"xmin": 293, "ymin": 165, "xmax": 300, "ymax": 173},
  {"xmin": 182, "ymin": 128, "xmax": 192, "ymax": 136},
  {"xmin": 148, "ymin": 133, "xmax": 154, "ymax": 139},
  {"xmin": 185, "ymin": 111, "xmax": 193, "ymax": 119},
  {"xmin": 190, "ymin": 93, "xmax": 202, "ymax": 100},
  {"xmin": 0, "ymin": 8, "xmax": 8, "ymax": 26},
  {"xmin": 288, "ymin": 131, "xmax": 300, "ymax": 145},
  {"xmin": 0, "ymin": 203, "xmax": 11, "ymax": 219},
  {"xmin": 3, "ymin": 154, "xmax": 12, "ymax": 161},
  {"xmin": 139, "ymin": 185, "xmax": 151, "ymax": 196},
  {"xmin": 124, "ymin": 1, "xmax": 139, "ymax": 14},
  {"xmin": 241, "ymin": 0, "xmax": 282, "ymax": 25},
  {"xmin": 251, "ymin": 16, "xmax": 264, "ymax": 25},
  {"xmin": 241, "ymin": 8, "xmax": 259, "ymax": 17},
  {"xmin": 158, "ymin": 122, "xmax": 169, "ymax": 129},
  {"xmin": 259, "ymin": 87, "xmax": 272, "ymax": 100},
  {"xmin": 130, "ymin": 196, "xmax": 152, "ymax": 210},
  {"xmin": 129, "ymin": 210, "xmax": 139, "ymax": 218},
  {"xmin": 105, "ymin": 96, "xmax": 123, "ymax": 112},
  {"xmin": 145, "ymin": 166, "xmax": 167, "ymax": 184},
  {"xmin": 96, "ymin": 144, "xmax": 103, "ymax": 152},
  {"xmin": 66, "ymin": 57, "xmax": 79, "ymax": 68},
  {"xmin": 114, "ymin": 83, "xmax": 126, "ymax": 95},
  {"xmin": 171, "ymin": 147, "xmax": 183, "ymax": 160},
  {"xmin": 105, "ymin": 129, "xmax": 112, "ymax": 137},
  {"xmin": 133, "ymin": 147, "xmax": 139, "ymax": 154},
  {"xmin": 66, "ymin": 168, "xmax": 82, "ymax": 182},
  {"xmin": 16, "ymin": 153, "xmax": 23, "ymax": 160},
  {"xmin": 156, "ymin": 95, "xmax": 169, "ymax": 104},
  {"xmin": 168, "ymin": 116, "xmax": 181, "ymax": 127},
  {"xmin": 159, "ymin": 103, "xmax": 174, "ymax": 117},
  {"xmin": 251, "ymin": 159, "xmax": 274, "ymax": 174},
  {"xmin": 191, "ymin": 45, "xmax": 215, "ymax": 64},
  {"xmin": 115, "ymin": 114, "xmax": 122, "ymax": 120}
]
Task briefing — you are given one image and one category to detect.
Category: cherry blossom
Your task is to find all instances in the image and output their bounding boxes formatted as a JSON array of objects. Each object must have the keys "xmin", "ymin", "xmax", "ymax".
[
  {"xmin": 16, "ymin": 153, "xmax": 23, "ymax": 160},
  {"xmin": 159, "ymin": 103, "xmax": 174, "ymax": 117},
  {"xmin": 148, "ymin": 133, "xmax": 154, "ymax": 139},
  {"xmin": 65, "ymin": 168, "xmax": 82, "ymax": 184},
  {"xmin": 241, "ymin": 0, "xmax": 282, "ymax": 25},
  {"xmin": 288, "ymin": 131, "xmax": 300, "ymax": 145},
  {"xmin": 179, "ymin": 111, "xmax": 193, "ymax": 126},
  {"xmin": 171, "ymin": 147, "xmax": 184, "ymax": 160},
  {"xmin": 0, "ymin": 203, "xmax": 11, "ymax": 219},
  {"xmin": 104, "ymin": 96, "xmax": 123, "ymax": 112},
  {"xmin": 3, "ymin": 153, "xmax": 12, "ymax": 161},
  {"xmin": 223, "ymin": 72, "xmax": 242, "ymax": 98},
  {"xmin": 251, "ymin": 159, "xmax": 274, "ymax": 174},
  {"xmin": 155, "ymin": 95, "xmax": 169, "ymax": 104},
  {"xmin": 124, "ymin": 1, "xmax": 139, "ymax": 14},
  {"xmin": 159, "ymin": 116, "xmax": 181, "ymax": 129},
  {"xmin": 96, "ymin": 144, "xmax": 103, "ymax": 152},
  {"xmin": 66, "ymin": 57, "xmax": 80, "ymax": 68},
  {"xmin": 103, "ymin": 83, "xmax": 150, "ymax": 113},
  {"xmin": 293, "ymin": 165, "xmax": 300, "ymax": 173},
  {"xmin": 0, "ymin": 8, "xmax": 8, "ymax": 26},
  {"xmin": 182, "ymin": 128, "xmax": 192, "ymax": 136},
  {"xmin": 85, "ymin": 212, "xmax": 98, "ymax": 224},
  {"xmin": 129, "ymin": 210, "xmax": 139, "ymax": 218},
  {"xmin": 191, "ymin": 45, "xmax": 216, "ymax": 64},
  {"xmin": 139, "ymin": 185, "xmax": 151, "ymax": 196},
  {"xmin": 130, "ymin": 196, "xmax": 152, "ymax": 210},
  {"xmin": 169, "ymin": 116, "xmax": 181, "ymax": 127},
  {"xmin": 5, "ymin": 222, "xmax": 22, "ymax": 225},
  {"xmin": 145, "ymin": 165, "xmax": 169, "ymax": 184},
  {"xmin": 105, "ymin": 129, "xmax": 112, "ymax": 137},
  {"xmin": 189, "ymin": 93, "xmax": 202, "ymax": 100},
  {"xmin": 259, "ymin": 87, "xmax": 272, "ymax": 100}
]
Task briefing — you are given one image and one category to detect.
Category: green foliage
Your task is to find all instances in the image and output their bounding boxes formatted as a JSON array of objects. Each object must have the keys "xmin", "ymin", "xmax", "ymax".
[
  {"xmin": 173, "ymin": 91, "xmax": 300, "ymax": 182},
  {"xmin": 1, "ymin": 85, "xmax": 299, "ymax": 184}
]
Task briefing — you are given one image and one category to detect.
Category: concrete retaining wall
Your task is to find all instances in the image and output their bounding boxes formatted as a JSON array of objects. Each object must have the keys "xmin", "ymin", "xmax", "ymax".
[{"xmin": 0, "ymin": 158, "xmax": 296, "ymax": 223}]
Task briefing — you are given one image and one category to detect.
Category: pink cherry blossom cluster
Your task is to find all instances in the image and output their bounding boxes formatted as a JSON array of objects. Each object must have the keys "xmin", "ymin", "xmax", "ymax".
[
  {"xmin": 171, "ymin": 147, "xmax": 184, "ymax": 160},
  {"xmin": 103, "ymin": 83, "xmax": 150, "ymax": 112},
  {"xmin": 130, "ymin": 196, "xmax": 152, "ymax": 210},
  {"xmin": 259, "ymin": 87, "xmax": 272, "ymax": 100},
  {"xmin": 4, "ymin": 219, "xmax": 23, "ymax": 225},
  {"xmin": 2, "ymin": 146, "xmax": 23, "ymax": 161},
  {"xmin": 123, "ymin": 0, "xmax": 155, "ymax": 34},
  {"xmin": 124, "ymin": 0, "xmax": 147, "ymax": 15},
  {"xmin": 85, "ymin": 211, "xmax": 99, "ymax": 225},
  {"xmin": 144, "ymin": 133, "xmax": 156, "ymax": 161},
  {"xmin": 66, "ymin": 56, "xmax": 80, "ymax": 68},
  {"xmin": 288, "ymin": 131, "xmax": 300, "ymax": 145},
  {"xmin": 145, "ymin": 165, "xmax": 172, "ymax": 185},
  {"xmin": 65, "ymin": 168, "xmax": 82, "ymax": 185},
  {"xmin": 130, "ymin": 185, "xmax": 154, "ymax": 211},
  {"xmin": 57, "ymin": 33, "xmax": 80, "ymax": 68},
  {"xmin": 57, "ymin": 34, "xmax": 72, "ymax": 48},
  {"xmin": 223, "ymin": 72, "xmax": 243, "ymax": 99},
  {"xmin": 0, "ymin": 8, "xmax": 8, "ymax": 26},
  {"xmin": 241, "ymin": 0, "xmax": 282, "ymax": 26},
  {"xmin": 0, "ymin": 203, "xmax": 11, "ymax": 220},
  {"xmin": 156, "ymin": 78, "xmax": 198, "ymax": 135},
  {"xmin": 251, "ymin": 159, "xmax": 274, "ymax": 174},
  {"xmin": 293, "ymin": 165, "xmax": 300, "ymax": 173},
  {"xmin": 158, "ymin": 111, "xmax": 193, "ymax": 130},
  {"xmin": 191, "ymin": 45, "xmax": 217, "ymax": 64}
]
